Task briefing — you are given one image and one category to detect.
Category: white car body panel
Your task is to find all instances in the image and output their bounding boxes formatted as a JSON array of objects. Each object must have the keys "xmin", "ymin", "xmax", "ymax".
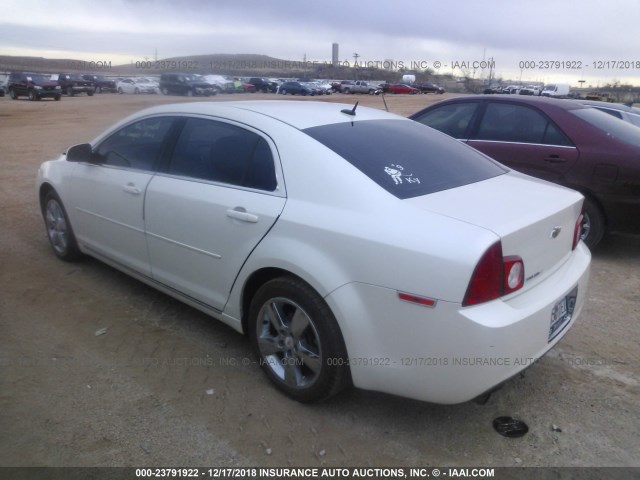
[
  {"xmin": 36, "ymin": 101, "xmax": 591, "ymax": 404},
  {"xmin": 145, "ymin": 175, "xmax": 286, "ymax": 311},
  {"xmin": 66, "ymin": 163, "xmax": 154, "ymax": 275}
]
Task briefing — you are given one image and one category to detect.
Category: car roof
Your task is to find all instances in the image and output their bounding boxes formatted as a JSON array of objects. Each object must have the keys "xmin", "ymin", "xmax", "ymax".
[
  {"xmin": 426, "ymin": 95, "xmax": 588, "ymax": 112},
  {"xmin": 129, "ymin": 100, "xmax": 402, "ymax": 130}
]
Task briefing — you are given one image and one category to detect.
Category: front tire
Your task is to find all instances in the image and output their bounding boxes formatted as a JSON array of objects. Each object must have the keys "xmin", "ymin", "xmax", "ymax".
[
  {"xmin": 42, "ymin": 191, "xmax": 81, "ymax": 261},
  {"xmin": 249, "ymin": 277, "xmax": 350, "ymax": 402}
]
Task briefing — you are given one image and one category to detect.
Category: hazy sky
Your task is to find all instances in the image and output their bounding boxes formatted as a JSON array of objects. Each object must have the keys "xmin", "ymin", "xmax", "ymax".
[{"xmin": 2, "ymin": 0, "xmax": 639, "ymax": 86}]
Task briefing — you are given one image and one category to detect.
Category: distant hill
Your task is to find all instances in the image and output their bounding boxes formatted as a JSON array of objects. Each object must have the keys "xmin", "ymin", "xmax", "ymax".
[
  {"xmin": 0, "ymin": 53, "xmax": 445, "ymax": 83},
  {"xmin": 0, "ymin": 53, "xmax": 335, "ymax": 77}
]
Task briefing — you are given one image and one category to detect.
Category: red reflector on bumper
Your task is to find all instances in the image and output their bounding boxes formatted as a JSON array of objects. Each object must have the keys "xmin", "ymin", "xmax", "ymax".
[{"xmin": 398, "ymin": 292, "xmax": 436, "ymax": 308}]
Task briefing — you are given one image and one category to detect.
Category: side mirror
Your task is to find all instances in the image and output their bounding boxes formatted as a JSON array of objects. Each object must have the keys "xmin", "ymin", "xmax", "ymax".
[{"xmin": 66, "ymin": 143, "xmax": 94, "ymax": 163}]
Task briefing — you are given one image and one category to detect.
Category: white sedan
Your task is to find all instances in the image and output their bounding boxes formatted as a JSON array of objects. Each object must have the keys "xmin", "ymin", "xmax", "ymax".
[
  {"xmin": 116, "ymin": 78, "xmax": 159, "ymax": 94},
  {"xmin": 36, "ymin": 101, "xmax": 590, "ymax": 404}
]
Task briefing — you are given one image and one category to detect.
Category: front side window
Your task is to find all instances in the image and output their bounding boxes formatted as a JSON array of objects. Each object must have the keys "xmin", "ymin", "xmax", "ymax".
[
  {"xmin": 475, "ymin": 103, "xmax": 573, "ymax": 146},
  {"xmin": 95, "ymin": 116, "xmax": 174, "ymax": 170},
  {"xmin": 167, "ymin": 118, "xmax": 277, "ymax": 191}
]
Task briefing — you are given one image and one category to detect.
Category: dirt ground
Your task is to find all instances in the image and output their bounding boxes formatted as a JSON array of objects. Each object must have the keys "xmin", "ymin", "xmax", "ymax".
[{"xmin": 1, "ymin": 92, "xmax": 639, "ymax": 468}]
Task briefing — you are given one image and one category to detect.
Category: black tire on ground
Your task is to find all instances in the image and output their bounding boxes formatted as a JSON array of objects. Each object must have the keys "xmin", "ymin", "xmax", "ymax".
[
  {"xmin": 28, "ymin": 90, "xmax": 37, "ymax": 101},
  {"xmin": 54, "ymin": 95, "xmax": 61, "ymax": 101},
  {"xmin": 581, "ymin": 197, "xmax": 605, "ymax": 249},
  {"xmin": 87, "ymin": 91, "xmax": 94, "ymax": 96},
  {"xmin": 42, "ymin": 190, "xmax": 82, "ymax": 261},
  {"xmin": 67, "ymin": 87, "xmax": 74, "ymax": 96},
  {"xmin": 248, "ymin": 276, "xmax": 351, "ymax": 403},
  {"xmin": 9, "ymin": 89, "xmax": 17, "ymax": 100}
]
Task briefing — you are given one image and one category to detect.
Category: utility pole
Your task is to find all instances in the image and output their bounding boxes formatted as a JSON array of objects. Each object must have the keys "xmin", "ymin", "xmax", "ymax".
[{"xmin": 353, "ymin": 52, "xmax": 360, "ymax": 79}]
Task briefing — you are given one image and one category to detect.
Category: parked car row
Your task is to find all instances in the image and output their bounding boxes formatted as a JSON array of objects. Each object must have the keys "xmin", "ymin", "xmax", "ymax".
[
  {"xmin": 5, "ymin": 71, "xmax": 134, "ymax": 100},
  {"xmin": 484, "ymin": 84, "xmax": 570, "ymax": 97},
  {"xmin": 332, "ymin": 80, "xmax": 445, "ymax": 95}
]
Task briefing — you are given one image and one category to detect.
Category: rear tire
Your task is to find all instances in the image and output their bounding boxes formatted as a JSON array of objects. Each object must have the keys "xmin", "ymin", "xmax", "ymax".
[
  {"xmin": 249, "ymin": 277, "xmax": 350, "ymax": 402},
  {"xmin": 581, "ymin": 197, "xmax": 605, "ymax": 249}
]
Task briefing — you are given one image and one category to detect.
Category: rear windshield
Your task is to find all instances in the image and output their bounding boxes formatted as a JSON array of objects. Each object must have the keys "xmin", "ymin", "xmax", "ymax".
[
  {"xmin": 572, "ymin": 108, "xmax": 640, "ymax": 147},
  {"xmin": 303, "ymin": 119, "xmax": 506, "ymax": 199}
]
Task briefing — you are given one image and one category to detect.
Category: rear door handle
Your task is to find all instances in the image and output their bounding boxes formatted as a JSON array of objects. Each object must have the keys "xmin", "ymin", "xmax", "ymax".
[
  {"xmin": 123, "ymin": 183, "xmax": 142, "ymax": 195},
  {"xmin": 226, "ymin": 207, "xmax": 258, "ymax": 223},
  {"xmin": 544, "ymin": 155, "xmax": 567, "ymax": 164}
]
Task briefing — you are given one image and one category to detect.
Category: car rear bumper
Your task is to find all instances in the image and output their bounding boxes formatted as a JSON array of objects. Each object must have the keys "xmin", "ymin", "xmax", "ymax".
[{"xmin": 325, "ymin": 242, "xmax": 591, "ymax": 404}]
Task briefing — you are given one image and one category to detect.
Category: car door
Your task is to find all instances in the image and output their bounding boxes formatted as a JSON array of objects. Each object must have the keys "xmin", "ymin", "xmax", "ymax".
[
  {"xmin": 15, "ymin": 73, "xmax": 28, "ymax": 96},
  {"xmin": 466, "ymin": 102, "xmax": 579, "ymax": 182},
  {"xmin": 144, "ymin": 117, "xmax": 286, "ymax": 312},
  {"xmin": 67, "ymin": 116, "xmax": 176, "ymax": 276}
]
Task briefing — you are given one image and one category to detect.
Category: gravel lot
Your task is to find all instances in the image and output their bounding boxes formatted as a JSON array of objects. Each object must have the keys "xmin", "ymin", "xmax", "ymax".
[{"xmin": 1, "ymin": 92, "xmax": 639, "ymax": 468}]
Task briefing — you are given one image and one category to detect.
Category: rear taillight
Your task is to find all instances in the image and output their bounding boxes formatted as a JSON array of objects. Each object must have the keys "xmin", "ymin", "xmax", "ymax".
[
  {"xmin": 463, "ymin": 242, "xmax": 524, "ymax": 307},
  {"xmin": 573, "ymin": 213, "xmax": 584, "ymax": 250}
]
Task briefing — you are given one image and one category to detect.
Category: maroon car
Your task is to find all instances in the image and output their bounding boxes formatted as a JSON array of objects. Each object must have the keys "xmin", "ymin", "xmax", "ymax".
[{"xmin": 410, "ymin": 95, "xmax": 640, "ymax": 247}]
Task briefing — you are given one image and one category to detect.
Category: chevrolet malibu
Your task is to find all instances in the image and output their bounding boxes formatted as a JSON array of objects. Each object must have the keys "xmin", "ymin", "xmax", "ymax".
[{"xmin": 37, "ymin": 101, "xmax": 590, "ymax": 404}]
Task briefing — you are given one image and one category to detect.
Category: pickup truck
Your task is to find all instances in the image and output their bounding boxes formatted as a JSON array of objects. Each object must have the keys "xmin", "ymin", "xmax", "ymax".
[{"xmin": 341, "ymin": 80, "xmax": 381, "ymax": 95}]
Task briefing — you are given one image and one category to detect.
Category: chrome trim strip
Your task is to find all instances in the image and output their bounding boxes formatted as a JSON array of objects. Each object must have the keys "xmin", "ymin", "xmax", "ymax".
[{"xmin": 468, "ymin": 140, "xmax": 577, "ymax": 149}]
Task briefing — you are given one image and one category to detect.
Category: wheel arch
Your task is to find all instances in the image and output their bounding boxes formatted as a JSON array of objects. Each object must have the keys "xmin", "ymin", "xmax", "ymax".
[
  {"xmin": 564, "ymin": 185, "xmax": 607, "ymax": 227},
  {"xmin": 38, "ymin": 182, "xmax": 57, "ymax": 213},
  {"xmin": 239, "ymin": 267, "xmax": 321, "ymax": 336}
]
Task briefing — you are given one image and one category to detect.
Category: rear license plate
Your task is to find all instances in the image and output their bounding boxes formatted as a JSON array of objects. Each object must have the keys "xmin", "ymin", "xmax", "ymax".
[{"xmin": 549, "ymin": 287, "xmax": 578, "ymax": 342}]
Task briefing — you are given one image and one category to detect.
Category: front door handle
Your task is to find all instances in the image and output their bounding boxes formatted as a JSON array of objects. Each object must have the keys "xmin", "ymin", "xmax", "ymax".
[
  {"xmin": 226, "ymin": 207, "xmax": 258, "ymax": 223},
  {"xmin": 123, "ymin": 183, "xmax": 142, "ymax": 195}
]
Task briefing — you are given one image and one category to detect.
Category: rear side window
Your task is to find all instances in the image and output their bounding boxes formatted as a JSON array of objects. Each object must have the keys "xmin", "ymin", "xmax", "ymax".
[
  {"xmin": 304, "ymin": 119, "xmax": 506, "ymax": 199},
  {"xmin": 475, "ymin": 103, "xmax": 573, "ymax": 146},
  {"xmin": 594, "ymin": 107, "xmax": 623, "ymax": 119},
  {"xmin": 168, "ymin": 118, "xmax": 277, "ymax": 191},
  {"xmin": 572, "ymin": 108, "xmax": 640, "ymax": 146},
  {"xmin": 412, "ymin": 102, "xmax": 479, "ymax": 139},
  {"xmin": 95, "ymin": 116, "xmax": 174, "ymax": 171}
]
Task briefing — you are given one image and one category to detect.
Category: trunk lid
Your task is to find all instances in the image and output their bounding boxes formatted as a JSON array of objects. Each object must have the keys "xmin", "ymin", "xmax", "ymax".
[{"xmin": 406, "ymin": 171, "xmax": 584, "ymax": 292}]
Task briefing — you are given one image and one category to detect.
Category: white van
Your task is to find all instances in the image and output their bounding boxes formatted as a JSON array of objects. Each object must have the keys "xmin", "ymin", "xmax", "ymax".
[{"xmin": 541, "ymin": 83, "xmax": 570, "ymax": 97}]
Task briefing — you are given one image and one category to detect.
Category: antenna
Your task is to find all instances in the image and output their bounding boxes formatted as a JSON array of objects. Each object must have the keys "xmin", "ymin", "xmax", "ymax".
[{"xmin": 341, "ymin": 101, "xmax": 359, "ymax": 116}]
